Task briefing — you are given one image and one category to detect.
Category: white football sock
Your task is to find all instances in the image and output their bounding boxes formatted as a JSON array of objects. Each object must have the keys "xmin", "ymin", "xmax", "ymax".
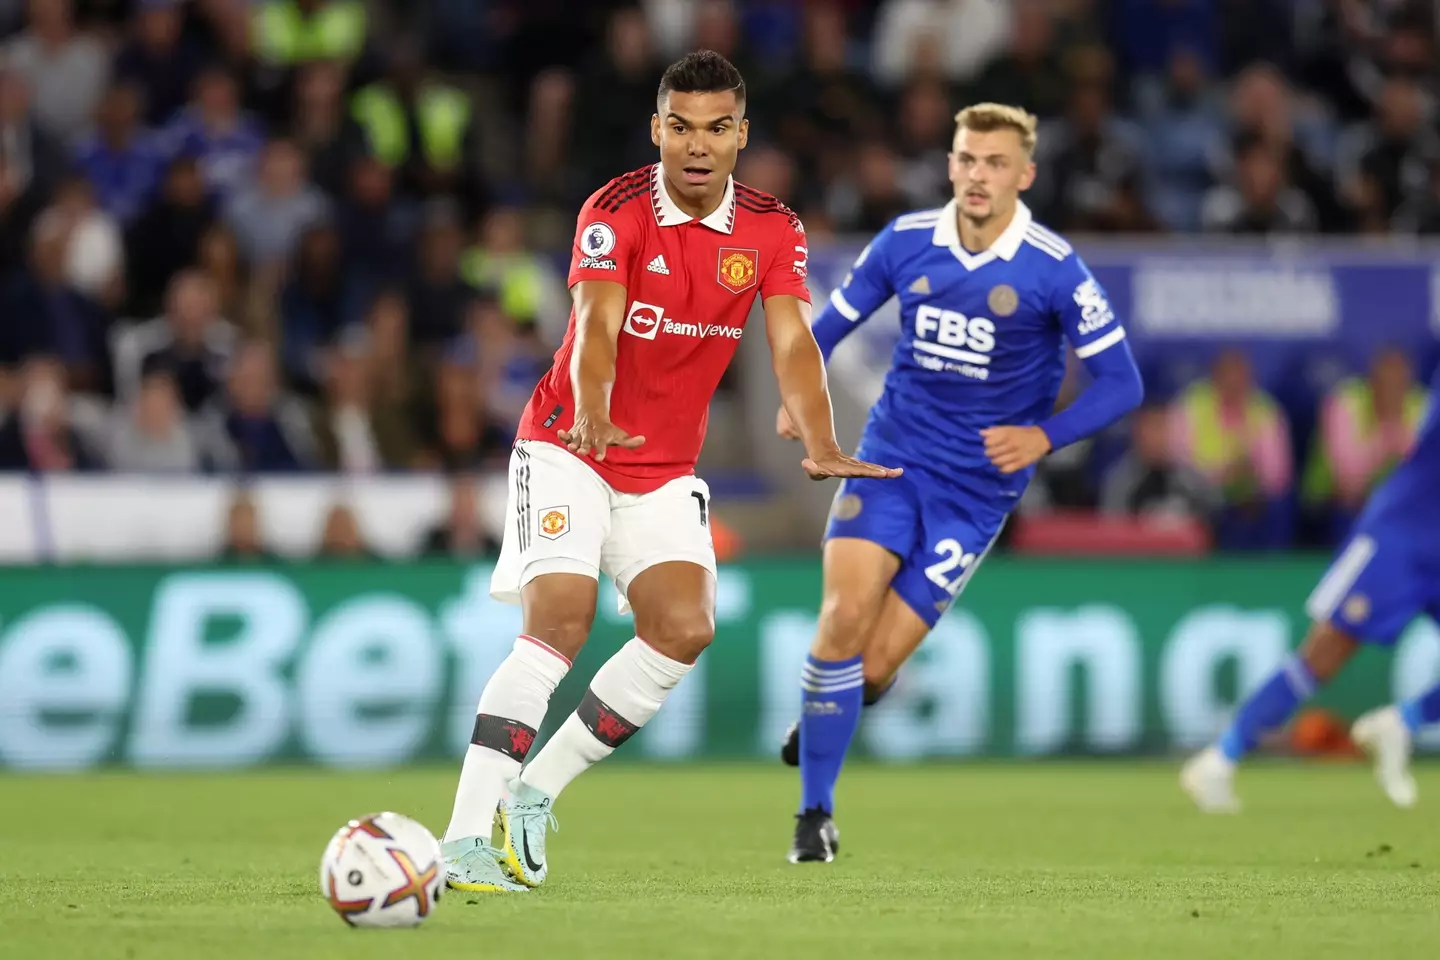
[
  {"xmin": 521, "ymin": 637, "xmax": 692, "ymax": 799},
  {"xmin": 443, "ymin": 636, "xmax": 570, "ymax": 843}
]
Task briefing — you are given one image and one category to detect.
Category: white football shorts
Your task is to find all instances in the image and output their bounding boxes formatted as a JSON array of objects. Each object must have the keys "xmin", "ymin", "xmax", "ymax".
[{"xmin": 490, "ymin": 439, "xmax": 716, "ymax": 614}]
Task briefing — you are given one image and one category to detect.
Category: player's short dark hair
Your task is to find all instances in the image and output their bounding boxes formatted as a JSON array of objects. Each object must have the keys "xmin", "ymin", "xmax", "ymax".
[{"xmin": 657, "ymin": 50, "xmax": 745, "ymax": 110}]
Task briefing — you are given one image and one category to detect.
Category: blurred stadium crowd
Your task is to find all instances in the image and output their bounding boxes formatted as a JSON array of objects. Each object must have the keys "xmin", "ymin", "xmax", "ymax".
[{"xmin": 0, "ymin": 0, "xmax": 1437, "ymax": 554}]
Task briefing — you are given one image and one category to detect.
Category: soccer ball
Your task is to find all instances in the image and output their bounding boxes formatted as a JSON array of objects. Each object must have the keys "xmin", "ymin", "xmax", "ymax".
[{"xmin": 318, "ymin": 812, "xmax": 444, "ymax": 928}]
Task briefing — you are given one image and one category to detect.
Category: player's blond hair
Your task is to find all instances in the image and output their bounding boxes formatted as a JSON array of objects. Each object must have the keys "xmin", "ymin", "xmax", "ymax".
[{"xmin": 954, "ymin": 103, "xmax": 1039, "ymax": 156}]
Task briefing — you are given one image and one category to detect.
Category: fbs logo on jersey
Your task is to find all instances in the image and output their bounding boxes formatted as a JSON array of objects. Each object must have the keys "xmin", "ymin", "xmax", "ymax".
[
  {"xmin": 913, "ymin": 304, "xmax": 997, "ymax": 381},
  {"xmin": 538, "ymin": 506, "xmax": 569, "ymax": 540},
  {"xmin": 717, "ymin": 247, "xmax": 758, "ymax": 294}
]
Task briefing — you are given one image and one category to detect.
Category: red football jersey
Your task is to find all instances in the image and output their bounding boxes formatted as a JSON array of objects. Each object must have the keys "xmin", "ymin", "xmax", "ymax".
[{"xmin": 516, "ymin": 163, "xmax": 811, "ymax": 494}]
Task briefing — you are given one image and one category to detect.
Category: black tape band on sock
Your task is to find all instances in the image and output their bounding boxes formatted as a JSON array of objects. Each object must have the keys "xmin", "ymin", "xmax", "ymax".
[
  {"xmin": 576, "ymin": 689, "xmax": 639, "ymax": 748},
  {"xmin": 471, "ymin": 714, "xmax": 538, "ymax": 762}
]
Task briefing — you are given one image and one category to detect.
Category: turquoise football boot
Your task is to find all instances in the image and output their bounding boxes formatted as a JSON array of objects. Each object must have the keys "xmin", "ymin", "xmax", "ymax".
[
  {"xmin": 441, "ymin": 836, "xmax": 530, "ymax": 893},
  {"xmin": 495, "ymin": 778, "xmax": 558, "ymax": 887}
]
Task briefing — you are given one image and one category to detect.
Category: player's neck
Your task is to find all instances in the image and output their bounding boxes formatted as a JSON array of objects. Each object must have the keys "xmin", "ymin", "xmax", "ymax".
[
  {"xmin": 661, "ymin": 173, "xmax": 727, "ymax": 221},
  {"xmin": 957, "ymin": 205, "xmax": 1016, "ymax": 254}
]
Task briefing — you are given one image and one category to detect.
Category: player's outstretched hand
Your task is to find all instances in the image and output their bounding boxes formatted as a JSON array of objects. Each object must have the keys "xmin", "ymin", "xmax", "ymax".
[
  {"xmin": 801, "ymin": 452, "xmax": 903, "ymax": 481},
  {"xmin": 981, "ymin": 425, "xmax": 1052, "ymax": 474},
  {"xmin": 559, "ymin": 412, "xmax": 645, "ymax": 462},
  {"xmin": 775, "ymin": 405, "xmax": 801, "ymax": 440}
]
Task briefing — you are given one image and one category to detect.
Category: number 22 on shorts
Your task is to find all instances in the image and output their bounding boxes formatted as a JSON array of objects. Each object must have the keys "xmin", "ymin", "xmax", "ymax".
[{"xmin": 924, "ymin": 538, "xmax": 977, "ymax": 596}]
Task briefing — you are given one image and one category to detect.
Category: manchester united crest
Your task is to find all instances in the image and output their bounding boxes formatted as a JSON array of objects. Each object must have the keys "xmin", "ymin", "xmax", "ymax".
[
  {"xmin": 988, "ymin": 284, "xmax": 1019, "ymax": 317},
  {"xmin": 538, "ymin": 506, "xmax": 569, "ymax": 540},
  {"xmin": 717, "ymin": 247, "xmax": 758, "ymax": 294}
]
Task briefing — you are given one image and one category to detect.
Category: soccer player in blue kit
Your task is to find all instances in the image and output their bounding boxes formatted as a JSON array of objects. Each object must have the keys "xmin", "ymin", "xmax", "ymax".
[
  {"xmin": 1183, "ymin": 365, "xmax": 1440, "ymax": 813},
  {"xmin": 776, "ymin": 103, "xmax": 1145, "ymax": 863}
]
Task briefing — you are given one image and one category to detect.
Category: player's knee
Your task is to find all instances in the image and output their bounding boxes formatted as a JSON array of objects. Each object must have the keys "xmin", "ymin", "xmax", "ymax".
[
  {"xmin": 635, "ymin": 606, "xmax": 715, "ymax": 665},
  {"xmin": 814, "ymin": 595, "xmax": 876, "ymax": 659},
  {"xmin": 1300, "ymin": 620, "xmax": 1360, "ymax": 683},
  {"xmin": 861, "ymin": 659, "xmax": 898, "ymax": 695}
]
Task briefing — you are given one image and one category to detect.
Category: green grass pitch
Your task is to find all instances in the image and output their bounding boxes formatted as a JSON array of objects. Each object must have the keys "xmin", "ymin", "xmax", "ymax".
[{"xmin": 1, "ymin": 762, "xmax": 1437, "ymax": 959}]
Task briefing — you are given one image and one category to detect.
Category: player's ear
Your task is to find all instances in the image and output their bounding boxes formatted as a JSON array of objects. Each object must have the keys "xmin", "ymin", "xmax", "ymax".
[
  {"xmin": 1019, "ymin": 160, "xmax": 1037, "ymax": 192},
  {"xmin": 737, "ymin": 118, "xmax": 749, "ymax": 150},
  {"xmin": 651, "ymin": 113, "xmax": 663, "ymax": 148}
]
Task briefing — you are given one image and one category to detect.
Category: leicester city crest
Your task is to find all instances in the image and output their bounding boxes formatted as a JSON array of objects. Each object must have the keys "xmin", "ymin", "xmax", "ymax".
[{"xmin": 988, "ymin": 284, "xmax": 1019, "ymax": 317}]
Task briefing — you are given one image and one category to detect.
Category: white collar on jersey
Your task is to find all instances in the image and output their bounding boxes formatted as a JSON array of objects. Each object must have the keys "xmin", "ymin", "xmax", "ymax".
[
  {"xmin": 650, "ymin": 163, "xmax": 737, "ymax": 233},
  {"xmin": 931, "ymin": 198, "xmax": 1032, "ymax": 271}
]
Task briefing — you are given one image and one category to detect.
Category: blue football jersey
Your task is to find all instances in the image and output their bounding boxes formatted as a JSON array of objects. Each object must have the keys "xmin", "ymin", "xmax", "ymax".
[{"xmin": 827, "ymin": 200, "xmax": 1130, "ymax": 501}]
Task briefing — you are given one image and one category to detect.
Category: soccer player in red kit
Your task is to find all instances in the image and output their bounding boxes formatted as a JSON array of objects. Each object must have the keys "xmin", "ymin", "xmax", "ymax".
[{"xmin": 439, "ymin": 50, "xmax": 900, "ymax": 892}]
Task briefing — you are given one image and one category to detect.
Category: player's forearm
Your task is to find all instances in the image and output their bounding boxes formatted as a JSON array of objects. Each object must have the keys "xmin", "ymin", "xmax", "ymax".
[
  {"xmin": 1038, "ymin": 343, "xmax": 1144, "ymax": 451},
  {"xmin": 773, "ymin": 335, "xmax": 844, "ymax": 458},
  {"xmin": 570, "ymin": 328, "xmax": 618, "ymax": 416},
  {"xmin": 810, "ymin": 300, "xmax": 858, "ymax": 363}
]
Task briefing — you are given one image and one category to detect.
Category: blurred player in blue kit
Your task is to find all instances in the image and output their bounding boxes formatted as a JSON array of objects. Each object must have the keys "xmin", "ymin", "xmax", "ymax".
[
  {"xmin": 1183, "ymin": 366, "xmax": 1440, "ymax": 813},
  {"xmin": 776, "ymin": 104, "xmax": 1145, "ymax": 863}
]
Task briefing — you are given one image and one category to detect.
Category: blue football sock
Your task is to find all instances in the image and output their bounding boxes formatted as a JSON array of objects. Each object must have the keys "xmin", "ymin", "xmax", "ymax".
[
  {"xmin": 799, "ymin": 653, "xmax": 864, "ymax": 815},
  {"xmin": 1399, "ymin": 684, "xmax": 1440, "ymax": 733},
  {"xmin": 1218, "ymin": 654, "xmax": 1317, "ymax": 762}
]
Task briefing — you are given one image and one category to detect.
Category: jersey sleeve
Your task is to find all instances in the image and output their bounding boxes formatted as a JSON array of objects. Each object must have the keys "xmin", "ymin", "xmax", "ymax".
[
  {"xmin": 808, "ymin": 222, "xmax": 898, "ymax": 361},
  {"xmin": 566, "ymin": 195, "xmax": 641, "ymax": 287},
  {"xmin": 1049, "ymin": 254, "xmax": 1127, "ymax": 360},
  {"xmin": 759, "ymin": 213, "xmax": 812, "ymax": 302}
]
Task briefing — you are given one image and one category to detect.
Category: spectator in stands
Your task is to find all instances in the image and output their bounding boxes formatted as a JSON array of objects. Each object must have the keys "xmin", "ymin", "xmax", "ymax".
[
  {"xmin": 0, "ymin": 353, "xmax": 100, "ymax": 470},
  {"xmin": 349, "ymin": 37, "xmax": 481, "ymax": 213},
  {"xmin": 333, "ymin": 154, "xmax": 416, "ymax": 283},
  {"xmin": 871, "ymin": 0, "xmax": 1010, "ymax": 89},
  {"xmin": 8, "ymin": 207, "xmax": 110, "ymax": 390},
  {"xmin": 316, "ymin": 501, "xmax": 373, "ymax": 558},
  {"xmin": 1136, "ymin": 47, "xmax": 1226, "ymax": 232},
  {"xmin": 832, "ymin": 139, "xmax": 909, "ymax": 233},
  {"xmin": 1171, "ymin": 348, "xmax": 1294, "ymax": 550},
  {"xmin": 1335, "ymin": 77, "xmax": 1440, "ymax": 226},
  {"xmin": 253, "ymin": 0, "xmax": 368, "ymax": 71},
  {"xmin": 0, "ymin": 66, "xmax": 66, "ymax": 273},
  {"xmin": 1, "ymin": 0, "xmax": 108, "ymax": 145},
  {"xmin": 569, "ymin": 7, "xmax": 661, "ymax": 195},
  {"xmin": 310, "ymin": 330, "xmax": 414, "ymax": 472},
  {"xmin": 1032, "ymin": 46, "xmax": 1153, "ymax": 233},
  {"xmin": 195, "ymin": 224, "xmax": 252, "ymax": 332},
  {"xmin": 224, "ymin": 137, "xmax": 328, "ymax": 269},
  {"xmin": 775, "ymin": 2, "xmax": 884, "ymax": 194},
  {"xmin": 359, "ymin": 288, "xmax": 418, "ymax": 428},
  {"xmin": 162, "ymin": 65, "xmax": 265, "ymax": 204},
  {"xmin": 1394, "ymin": 157, "xmax": 1440, "ymax": 234},
  {"xmin": 198, "ymin": 338, "xmax": 318, "ymax": 473},
  {"xmin": 1303, "ymin": 346, "xmax": 1428, "ymax": 531},
  {"xmin": 1200, "ymin": 132, "xmax": 1319, "ymax": 235},
  {"xmin": 32, "ymin": 173, "xmax": 124, "ymax": 307},
  {"xmin": 219, "ymin": 489, "xmax": 270, "ymax": 560},
  {"xmin": 1101, "ymin": 402, "xmax": 1217, "ymax": 522},
  {"xmin": 124, "ymin": 155, "xmax": 214, "ymax": 317},
  {"xmin": 459, "ymin": 205, "xmax": 564, "ymax": 341},
  {"xmin": 289, "ymin": 60, "xmax": 356, "ymax": 199},
  {"xmin": 114, "ymin": 269, "xmax": 236, "ymax": 412},
  {"xmin": 104, "ymin": 365, "xmax": 200, "ymax": 473},
  {"xmin": 405, "ymin": 199, "xmax": 475, "ymax": 347},
  {"xmin": 1227, "ymin": 63, "xmax": 1347, "ymax": 233},
  {"xmin": 421, "ymin": 472, "xmax": 500, "ymax": 559},
  {"xmin": 418, "ymin": 345, "xmax": 510, "ymax": 471},
  {"xmin": 113, "ymin": 0, "xmax": 202, "ymax": 127},
  {"xmin": 892, "ymin": 77, "xmax": 953, "ymax": 211},
  {"xmin": 75, "ymin": 82, "xmax": 166, "ymax": 228},
  {"xmin": 277, "ymin": 221, "xmax": 368, "ymax": 392},
  {"xmin": 965, "ymin": 0, "xmax": 1067, "ymax": 119}
]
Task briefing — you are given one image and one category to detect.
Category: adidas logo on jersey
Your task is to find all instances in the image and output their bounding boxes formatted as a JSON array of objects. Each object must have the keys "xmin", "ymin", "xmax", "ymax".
[
  {"xmin": 646, "ymin": 255, "xmax": 670, "ymax": 275},
  {"xmin": 909, "ymin": 276, "xmax": 931, "ymax": 294}
]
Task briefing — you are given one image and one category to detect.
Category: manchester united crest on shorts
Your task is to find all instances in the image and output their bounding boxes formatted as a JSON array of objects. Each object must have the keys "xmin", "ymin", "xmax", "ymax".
[
  {"xmin": 717, "ymin": 247, "xmax": 758, "ymax": 294},
  {"xmin": 538, "ymin": 505, "xmax": 569, "ymax": 540}
]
